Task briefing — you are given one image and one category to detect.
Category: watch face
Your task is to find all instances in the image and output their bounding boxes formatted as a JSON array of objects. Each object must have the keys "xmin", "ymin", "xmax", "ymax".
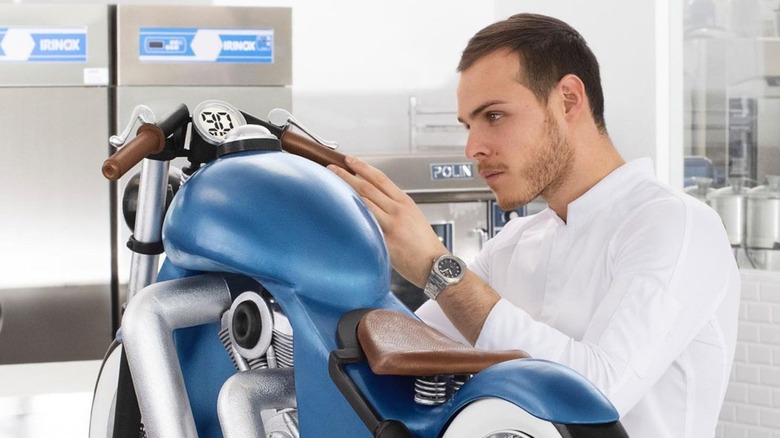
[{"xmin": 437, "ymin": 257, "xmax": 463, "ymax": 279}]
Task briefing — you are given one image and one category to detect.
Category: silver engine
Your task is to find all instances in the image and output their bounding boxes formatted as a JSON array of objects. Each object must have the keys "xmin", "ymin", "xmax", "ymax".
[{"xmin": 219, "ymin": 290, "xmax": 298, "ymax": 438}]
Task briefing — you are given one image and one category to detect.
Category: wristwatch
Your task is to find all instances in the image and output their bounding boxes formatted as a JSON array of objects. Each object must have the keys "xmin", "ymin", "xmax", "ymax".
[{"xmin": 423, "ymin": 254, "xmax": 467, "ymax": 300}]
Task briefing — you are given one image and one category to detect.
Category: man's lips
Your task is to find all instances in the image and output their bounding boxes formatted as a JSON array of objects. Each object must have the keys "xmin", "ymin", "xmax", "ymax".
[{"xmin": 478, "ymin": 165, "xmax": 506, "ymax": 181}]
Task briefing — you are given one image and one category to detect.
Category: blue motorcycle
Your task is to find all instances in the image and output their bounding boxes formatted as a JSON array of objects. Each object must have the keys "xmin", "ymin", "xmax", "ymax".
[{"xmin": 89, "ymin": 100, "xmax": 629, "ymax": 438}]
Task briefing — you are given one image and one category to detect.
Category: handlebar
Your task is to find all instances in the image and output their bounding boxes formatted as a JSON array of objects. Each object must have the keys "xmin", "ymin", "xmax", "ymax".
[
  {"xmin": 102, "ymin": 104, "xmax": 190, "ymax": 181},
  {"xmin": 104, "ymin": 102, "xmax": 354, "ymax": 181},
  {"xmin": 242, "ymin": 111, "xmax": 354, "ymax": 175},
  {"xmin": 280, "ymin": 128, "xmax": 353, "ymax": 174}
]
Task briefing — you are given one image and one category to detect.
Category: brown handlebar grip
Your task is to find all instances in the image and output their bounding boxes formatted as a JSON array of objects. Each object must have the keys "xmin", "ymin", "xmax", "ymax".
[
  {"xmin": 280, "ymin": 129, "xmax": 355, "ymax": 175},
  {"xmin": 102, "ymin": 124, "xmax": 166, "ymax": 181}
]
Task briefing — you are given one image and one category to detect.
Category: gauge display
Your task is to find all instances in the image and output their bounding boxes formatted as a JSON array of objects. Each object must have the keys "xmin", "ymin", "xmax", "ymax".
[{"xmin": 192, "ymin": 100, "xmax": 247, "ymax": 145}]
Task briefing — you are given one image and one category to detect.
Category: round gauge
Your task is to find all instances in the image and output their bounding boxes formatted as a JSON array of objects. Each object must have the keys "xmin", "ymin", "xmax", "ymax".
[{"xmin": 192, "ymin": 100, "xmax": 247, "ymax": 145}]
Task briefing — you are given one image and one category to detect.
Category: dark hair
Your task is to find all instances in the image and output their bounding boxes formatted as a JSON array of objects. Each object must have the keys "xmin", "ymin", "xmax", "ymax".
[{"xmin": 458, "ymin": 13, "xmax": 607, "ymax": 133}]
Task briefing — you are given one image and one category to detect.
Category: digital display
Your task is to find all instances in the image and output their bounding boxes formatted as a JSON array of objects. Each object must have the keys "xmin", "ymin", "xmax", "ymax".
[
  {"xmin": 199, "ymin": 109, "xmax": 236, "ymax": 140},
  {"xmin": 192, "ymin": 100, "xmax": 247, "ymax": 145}
]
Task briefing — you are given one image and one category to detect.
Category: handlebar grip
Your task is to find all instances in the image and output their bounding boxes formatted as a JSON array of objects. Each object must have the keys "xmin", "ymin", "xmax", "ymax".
[
  {"xmin": 102, "ymin": 124, "xmax": 165, "ymax": 181},
  {"xmin": 280, "ymin": 129, "xmax": 355, "ymax": 175}
]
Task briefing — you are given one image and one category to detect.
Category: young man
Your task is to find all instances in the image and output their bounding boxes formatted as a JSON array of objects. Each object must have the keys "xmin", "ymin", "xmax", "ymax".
[{"xmin": 329, "ymin": 13, "xmax": 739, "ymax": 438}]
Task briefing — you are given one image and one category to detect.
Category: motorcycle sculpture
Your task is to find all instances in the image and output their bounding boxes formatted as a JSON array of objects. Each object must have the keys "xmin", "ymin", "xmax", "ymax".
[{"xmin": 89, "ymin": 100, "xmax": 629, "ymax": 438}]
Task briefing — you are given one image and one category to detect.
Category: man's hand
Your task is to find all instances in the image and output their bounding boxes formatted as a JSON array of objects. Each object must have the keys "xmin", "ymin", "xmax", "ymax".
[
  {"xmin": 328, "ymin": 156, "xmax": 448, "ymax": 287},
  {"xmin": 329, "ymin": 155, "xmax": 501, "ymax": 344}
]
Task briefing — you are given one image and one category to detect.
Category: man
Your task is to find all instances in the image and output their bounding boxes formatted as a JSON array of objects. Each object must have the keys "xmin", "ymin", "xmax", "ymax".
[{"xmin": 329, "ymin": 13, "xmax": 739, "ymax": 438}]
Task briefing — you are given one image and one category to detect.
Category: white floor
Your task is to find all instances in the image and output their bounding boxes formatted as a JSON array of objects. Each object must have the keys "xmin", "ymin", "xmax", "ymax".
[{"xmin": 0, "ymin": 360, "xmax": 101, "ymax": 438}]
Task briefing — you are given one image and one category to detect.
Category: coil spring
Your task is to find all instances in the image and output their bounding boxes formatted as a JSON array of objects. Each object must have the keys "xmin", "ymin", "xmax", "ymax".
[
  {"xmin": 414, "ymin": 375, "xmax": 449, "ymax": 406},
  {"xmin": 413, "ymin": 374, "xmax": 472, "ymax": 406},
  {"xmin": 450, "ymin": 374, "xmax": 472, "ymax": 397}
]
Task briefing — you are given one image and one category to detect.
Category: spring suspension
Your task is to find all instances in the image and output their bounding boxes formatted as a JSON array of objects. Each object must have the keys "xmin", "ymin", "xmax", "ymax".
[
  {"xmin": 450, "ymin": 374, "xmax": 472, "ymax": 395},
  {"xmin": 414, "ymin": 375, "xmax": 449, "ymax": 406},
  {"xmin": 413, "ymin": 374, "xmax": 472, "ymax": 406}
]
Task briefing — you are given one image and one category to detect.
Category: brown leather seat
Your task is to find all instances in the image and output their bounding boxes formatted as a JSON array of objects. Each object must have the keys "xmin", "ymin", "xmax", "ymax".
[{"xmin": 357, "ymin": 309, "xmax": 529, "ymax": 376}]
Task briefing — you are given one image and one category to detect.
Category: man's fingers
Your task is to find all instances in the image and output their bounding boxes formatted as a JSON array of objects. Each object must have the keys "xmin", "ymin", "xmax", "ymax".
[
  {"xmin": 342, "ymin": 156, "xmax": 408, "ymax": 203},
  {"xmin": 327, "ymin": 163, "xmax": 396, "ymax": 215}
]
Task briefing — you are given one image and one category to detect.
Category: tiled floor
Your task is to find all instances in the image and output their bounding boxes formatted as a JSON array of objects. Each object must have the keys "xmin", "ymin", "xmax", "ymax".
[{"xmin": 0, "ymin": 360, "xmax": 102, "ymax": 438}]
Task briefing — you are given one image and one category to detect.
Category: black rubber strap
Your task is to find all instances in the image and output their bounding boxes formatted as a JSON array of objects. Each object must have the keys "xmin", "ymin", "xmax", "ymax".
[{"xmin": 126, "ymin": 235, "xmax": 164, "ymax": 255}]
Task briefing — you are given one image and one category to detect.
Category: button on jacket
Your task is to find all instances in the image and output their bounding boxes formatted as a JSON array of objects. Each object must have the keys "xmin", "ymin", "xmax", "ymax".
[{"xmin": 417, "ymin": 158, "xmax": 740, "ymax": 438}]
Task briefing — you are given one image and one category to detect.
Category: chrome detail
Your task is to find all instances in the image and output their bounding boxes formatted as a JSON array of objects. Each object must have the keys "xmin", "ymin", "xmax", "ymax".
[
  {"xmin": 267, "ymin": 108, "xmax": 339, "ymax": 150},
  {"xmin": 217, "ymin": 368, "xmax": 297, "ymax": 438},
  {"xmin": 450, "ymin": 374, "xmax": 472, "ymax": 396},
  {"xmin": 110, "ymin": 105, "xmax": 155, "ymax": 147},
  {"xmin": 128, "ymin": 159, "xmax": 170, "ymax": 299},
  {"xmin": 414, "ymin": 375, "xmax": 449, "ymax": 406},
  {"xmin": 270, "ymin": 304, "xmax": 294, "ymax": 368},
  {"xmin": 219, "ymin": 311, "xmax": 249, "ymax": 372},
  {"xmin": 122, "ymin": 274, "xmax": 232, "ymax": 438},
  {"xmin": 223, "ymin": 124, "xmax": 275, "ymax": 142},
  {"xmin": 228, "ymin": 291, "xmax": 274, "ymax": 361},
  {"xmin": 413, "ymin": 374, "xmax": 472, "ymax": 406}
]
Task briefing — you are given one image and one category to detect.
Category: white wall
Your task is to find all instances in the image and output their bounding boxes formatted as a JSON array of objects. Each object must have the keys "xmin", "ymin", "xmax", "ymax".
[
  {"xmin": 215, "ymin": 0, "xmax": 497, "ymax": 155},
  {"xmin": 213, "ymin": 0, "xmax": 682, "ymax": 182},
  {"xmin": 717, "ymin": 270, "xmax": 780, "ymax": 436},
  {"xmin": 495, "ymin": 0, "xmax": 683, "ymax": 186}
]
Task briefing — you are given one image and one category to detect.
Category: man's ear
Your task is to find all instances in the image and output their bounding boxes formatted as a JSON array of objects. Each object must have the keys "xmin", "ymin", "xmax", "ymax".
[{"xmin": 557, "ymin": 74, "xmax": 587, "ymax": 122}]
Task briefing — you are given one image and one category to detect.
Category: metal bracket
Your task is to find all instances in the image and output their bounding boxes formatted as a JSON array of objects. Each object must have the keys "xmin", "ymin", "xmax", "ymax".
[
  {"xmin": 268, "ymin": 108, "xmax": 339, "ymax": 150},
  {"xmin": 110, "ymin": 105, "xmax": 156, "ymax": 147}
]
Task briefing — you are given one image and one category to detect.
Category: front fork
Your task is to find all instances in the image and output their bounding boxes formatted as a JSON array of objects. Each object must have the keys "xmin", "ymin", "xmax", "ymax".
[
  {"xmin": 111, "ymin": 158, "xmax": 171, "ymax": 437},
  {"xmin": 127, "ymin": 158, "xmax": 171, "ymax": 300}
]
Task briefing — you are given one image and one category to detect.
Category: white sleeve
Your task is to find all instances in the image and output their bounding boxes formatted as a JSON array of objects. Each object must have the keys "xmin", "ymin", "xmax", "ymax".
[{"xmin": 474, "ymin": 197, "xmax": 739, "ymax": 415}]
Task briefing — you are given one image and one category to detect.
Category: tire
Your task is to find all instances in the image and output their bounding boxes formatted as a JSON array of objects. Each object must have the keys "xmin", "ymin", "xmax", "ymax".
[
  {"xmin": 89, "ymin": 342, "xmax": 122, "ymax": 438},
  {"xmin": 442, "ymin": 398, "xmax": 564, "ymax": 438}
]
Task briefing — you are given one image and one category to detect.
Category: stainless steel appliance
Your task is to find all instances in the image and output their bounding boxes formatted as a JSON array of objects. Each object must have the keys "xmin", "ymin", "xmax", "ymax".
[
  {"xmin": 364, "ymin": 154, "xmax": 544, "ymax": 310},
  {"xmin": 112, "ymin": 5, "xmax": 292, "ymax": 328},
  {"xmin": 745, "ymin": 175, "xmax": 780, "ymax": 270},
  {"xmin": 0, "ymin": 4, "xmax": 113, "ymax": 364},
  {"xmin": 684, "ymin": 176, "xmax": 715, "ymax": 204},
  {"xmin": 709, "ymin": 178, "xmax": 748, "ymax": 249},
  {"xmin": 726, "ymin": 38, "xmax": 780, "ymax": 186}
]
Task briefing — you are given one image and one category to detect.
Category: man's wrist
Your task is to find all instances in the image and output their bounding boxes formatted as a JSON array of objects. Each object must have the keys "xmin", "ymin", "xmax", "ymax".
[{"xmin": 423, "ymin": 254, "xmax": 466, "ymax": 300}]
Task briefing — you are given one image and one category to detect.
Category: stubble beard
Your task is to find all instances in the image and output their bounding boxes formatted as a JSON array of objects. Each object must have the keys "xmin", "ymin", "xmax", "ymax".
[{"xmin": 495, "ymin": 111, "xmax": 574, "ymax": 211}]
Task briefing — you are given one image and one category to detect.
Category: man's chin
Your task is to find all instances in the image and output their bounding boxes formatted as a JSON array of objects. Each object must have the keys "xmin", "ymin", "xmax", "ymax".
[
  {"xmin": 495, "ymin": 197, "xmax": 527, "ymax": 212},
  {"xmin": 493, "ymin": 189, "xmax": 542, "ymax": 211}
]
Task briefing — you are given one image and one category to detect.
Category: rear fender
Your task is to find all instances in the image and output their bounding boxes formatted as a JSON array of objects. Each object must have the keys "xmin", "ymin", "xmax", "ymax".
[{"xmin": 438, "ymin": 358, "xmax": 619, "ymax": 431}]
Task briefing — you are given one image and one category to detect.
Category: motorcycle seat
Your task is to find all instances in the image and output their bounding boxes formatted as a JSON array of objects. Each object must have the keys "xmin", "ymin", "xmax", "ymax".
[{"xmin": 357, "ymin": 309, "xmax": 529, "ymax": 376}]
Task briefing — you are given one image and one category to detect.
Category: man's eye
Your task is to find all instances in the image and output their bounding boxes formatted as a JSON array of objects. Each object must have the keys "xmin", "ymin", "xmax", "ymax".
[{"xmin": 487, "ymin": 112, "xmax": 502, "ymax": 122}]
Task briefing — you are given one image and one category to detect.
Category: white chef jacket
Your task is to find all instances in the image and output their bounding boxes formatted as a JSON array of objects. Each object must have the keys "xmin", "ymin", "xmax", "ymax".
[{"xmin": 416, "ymin": 158, "xmax": 740, "ymax": 438}]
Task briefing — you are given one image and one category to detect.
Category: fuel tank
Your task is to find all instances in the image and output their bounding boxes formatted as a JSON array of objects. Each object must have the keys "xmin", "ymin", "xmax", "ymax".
[{"xmin": 163, "ymin": 150, "xmax": 390, "ymax": 308}]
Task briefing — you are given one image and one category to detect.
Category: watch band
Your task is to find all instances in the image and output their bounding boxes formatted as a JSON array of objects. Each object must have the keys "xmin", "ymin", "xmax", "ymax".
[
  {"xmin": 423, "ymin": 254, "xmax": 466, "ymax": 300},
  {"xmin": 423, "ymin": 271, "xmax": 448, "ymax": 300}
]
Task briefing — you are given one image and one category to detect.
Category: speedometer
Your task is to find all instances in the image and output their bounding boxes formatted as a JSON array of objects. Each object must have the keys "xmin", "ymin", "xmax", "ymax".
[{"xmin": 192, "ymin": 100, "xmax": 247, "ymax": 145}]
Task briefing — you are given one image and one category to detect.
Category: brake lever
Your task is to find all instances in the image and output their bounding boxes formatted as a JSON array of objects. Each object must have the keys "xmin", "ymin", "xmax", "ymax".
[
  {"xmin": 110, "ymin": 105, "xmax": 156, "ymax": 147},
  {"xmin": 268, "ymin": 108, "xmax": 339, "ymax": 150}
]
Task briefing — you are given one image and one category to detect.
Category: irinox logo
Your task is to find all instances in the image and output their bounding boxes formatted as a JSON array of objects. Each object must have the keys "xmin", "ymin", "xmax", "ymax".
[
  {"xmin": 430, "ymin": 163, "xmax": 474, "ymax": 181},
  {"xmin": 223, "ymin": 40, "xmax": 257, "ymax": 51},
  {"xmin": 39, "ymin": 38, "xmax": 81, "ymax": 51}
]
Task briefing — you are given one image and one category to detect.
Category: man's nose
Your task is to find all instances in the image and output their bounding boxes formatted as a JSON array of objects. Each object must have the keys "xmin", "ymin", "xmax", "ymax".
[{"xmin": 464, "ymin": 131, "xmax": 488, "ymax": 160}]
